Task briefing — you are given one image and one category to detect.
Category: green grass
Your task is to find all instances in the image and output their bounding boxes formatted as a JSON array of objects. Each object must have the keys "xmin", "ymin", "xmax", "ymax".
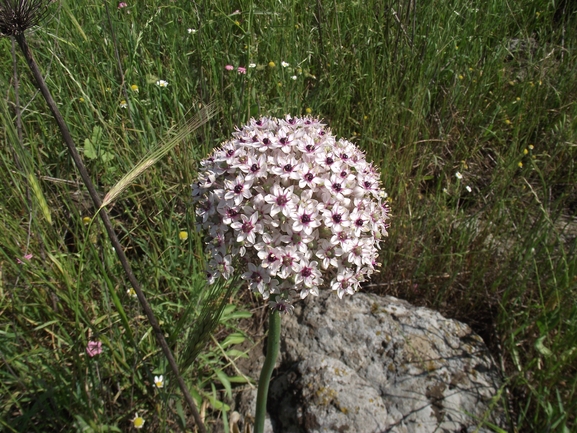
[{"xmin": 1, "ymin": 0, "xmax": 576, "ymax": 431}]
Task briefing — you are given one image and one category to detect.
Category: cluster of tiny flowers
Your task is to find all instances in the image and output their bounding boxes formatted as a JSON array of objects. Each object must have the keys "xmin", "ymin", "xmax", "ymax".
[{"xmin": 192, "ymin": 116, "xmax": 390, "ymax": 309}]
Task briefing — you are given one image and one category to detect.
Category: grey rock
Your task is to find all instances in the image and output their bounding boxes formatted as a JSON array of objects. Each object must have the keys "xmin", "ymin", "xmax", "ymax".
[{"xmin": 235, "ymin": 292, "xmax": 505, "ymax": 433}]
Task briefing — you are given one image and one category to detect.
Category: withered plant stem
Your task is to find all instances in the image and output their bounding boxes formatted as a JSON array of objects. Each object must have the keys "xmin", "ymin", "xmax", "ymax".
[{"xmin": 14, "ymin": 32, "xmax": 206, "ymax": 433}]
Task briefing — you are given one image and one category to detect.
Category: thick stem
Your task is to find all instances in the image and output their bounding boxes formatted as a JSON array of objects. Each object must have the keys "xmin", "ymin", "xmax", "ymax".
[
  {"xmin": 14, "ymin": 33, "xmax": 206, "ymax": 433},
  {"xmin": 254, "ymin": 309, "xmax": 281, "ymax": 433}
]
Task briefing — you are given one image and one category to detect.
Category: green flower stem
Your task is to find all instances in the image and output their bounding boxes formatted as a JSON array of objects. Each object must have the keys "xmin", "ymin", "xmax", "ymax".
[{"xmin": 254, "ymin": 309, "xmax": 281, "ymax": 433}]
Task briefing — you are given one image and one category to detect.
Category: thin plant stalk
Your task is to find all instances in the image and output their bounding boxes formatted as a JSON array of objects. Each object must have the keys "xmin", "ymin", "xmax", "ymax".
[
  {"xmin": 254, "ymin": 309, "xmax": 281, "ymax": 433},
  {"xmin": 13, "ymin": 32, "xmax": 207, "ymax": 433}
]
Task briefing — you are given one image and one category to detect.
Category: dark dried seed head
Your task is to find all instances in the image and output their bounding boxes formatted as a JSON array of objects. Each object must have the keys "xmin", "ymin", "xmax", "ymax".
[{"xmin": 0, "ymin": 0, "xmax": 51, "ymax": 37}]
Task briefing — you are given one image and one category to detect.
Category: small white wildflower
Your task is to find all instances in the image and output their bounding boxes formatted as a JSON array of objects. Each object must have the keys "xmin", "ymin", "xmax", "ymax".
[
  {"xmin": 119, "ymin": 100, "xmax": 127, "ymax": 109},
  {"xmin": 248, "ymin": 63, "xmax": 257, "ymax": 68},
  {"xmin": 132, "ymin": 413, "xmax": 145, "ymax": 429},
  {"xmin": 281, "ymin": 61, "xmax": 290, "ymax": 67},
  {"xmin": 156, "ymin": 80, "xmax": 168, "ymax": 87},
  {"xmin": 187, "ymin": 28, "xmax": 196, "ymax": 34},
  {"xmin": 291, "ymin": 75, "xmax": 297, "ymax": 80},
  {"xmin": 455, "ymin": 171, "xmax": 463, "ymax": 179},
  {"xmin": 154, "ymin": 375, "xmax": 164, "ymax": 388},
  {"xmin": 466, "ymin": 185, "xmax": 472, "ymax": 192}
]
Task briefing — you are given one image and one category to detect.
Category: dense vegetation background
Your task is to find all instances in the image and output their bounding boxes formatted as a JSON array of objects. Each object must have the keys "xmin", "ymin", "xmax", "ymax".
[{"xmin": 1, "ymin": 0, "xmax": 576, "ymax": 431}]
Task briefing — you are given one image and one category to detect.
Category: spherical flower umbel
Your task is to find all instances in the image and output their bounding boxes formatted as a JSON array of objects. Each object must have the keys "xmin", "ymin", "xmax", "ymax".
[{"xmin": 192, "ymin": 116, "xmax": 390, "ymax": 309}]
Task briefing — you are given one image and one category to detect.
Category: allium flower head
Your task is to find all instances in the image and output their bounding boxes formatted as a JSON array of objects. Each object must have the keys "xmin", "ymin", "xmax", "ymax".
[{"xmin": 192, "ymin": 116, "xmax": 390, "ymax": 308}]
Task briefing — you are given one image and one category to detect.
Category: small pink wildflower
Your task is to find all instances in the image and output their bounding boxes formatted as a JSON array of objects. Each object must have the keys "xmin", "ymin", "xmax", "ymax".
[
  {"xmin": 16, "ymin": 253, "xmax": 33, "ymax": 264},
  {"xmin": 237, "ymin": 66, "xmax": 247, "ymax": 74},
  {"xmin": 225, "ymin": 65, "xmax": 234, "ymax": 71},
  {"xmin": 86, "ymin": 341, "xmax": 103, "ymax": 357},
  {"xmin": 118, "ymin": 2, "xmax": 127, "ymax": 8}
]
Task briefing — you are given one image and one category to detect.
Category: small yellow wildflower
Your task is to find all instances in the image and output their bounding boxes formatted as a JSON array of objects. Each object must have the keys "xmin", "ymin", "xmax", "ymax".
[
  {"xmin": 455, "ymin": 45, "xmax": 459, "ymax": 50},
  {"xmin": 363, "ymin": 115, "xmax": 368, "ymax": 121},
  {"xmin": 131, "ymin": 84, "xmax": 139, "ymax": 92},
  {"xmin": 505, "ymin": 119, "xmax": 512, "ymax": 125},
  {"xmin": 120, "ymin": 100, "xmax": 127, "ymax": 108},
  {"xmin": 529, "ymin": 144, "xmax": 534, "ymax": 150},
  {"xmin": 179, "ymin": 231, "xmax": 189, "ymax": 241},
  {"xmin": 516, "ymin": 97, "xmax": 521, "ymax": 101},
  {"xmin": 127, "ymin": 288, "xmax": 137, "ymax": 298},
  {"xmin": 79, "ymin": 97, "xmax": 85, "ymax": 103},
  {"xmin": 305, "ymin": 107, "xmax": 312, "ymax": 114},
  {"xmin": 82, "ymin": 216, "xmax": 91, "ymax": 225},
  {"xmin": 234, "ymin": 20, "xmax": 240, "ymax": 26},
  {"xmin": 268, "ymin": 61, "xmax": 276, "ymax": 68},
  {"xmin": 468, "ymin": 67, "xmax": 473, "ymax": 72},
  {"xmin": 518, "ymin": 161, "xmax": 523, "ymax": 168},
  {"xmin": 132, "ymin": 413, "xmax": 145, "ymax": 429},
  {"xmin": 458, "ymin": 74, "xmax": 464, "ymax": 80},
  {"xmin": 523, "ymin": 148, "xmax": 528, "ymax": 155}
]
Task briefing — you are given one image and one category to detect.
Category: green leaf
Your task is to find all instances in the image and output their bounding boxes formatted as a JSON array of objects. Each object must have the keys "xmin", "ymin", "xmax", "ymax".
[
  {"xmin": 175, "ymin": 401, "xmax": 187, "ymax": 429},
  {"xmin": 206, "ymin": 394, "xmax": 230, "ymax": 411},
  {"xmin": 216, "ymin": 369, "xmax": 232, "ymax": 399},
  {"xmin": 90, "ymin": 125, "xmax": 103, "ymax": 146},
  {"xmin": 225, "ymin": 349, "xmax": 249, "ymax": 359},
  {"xmin": 535, "ymin": 335, "xmax": 553, "ymax": 357},
  {"xmin": 220, "ymin": 332, "xmax": 246, "ymax": 349},
  {"xmin": 84, "ymin": 138, "xmax": 97, "ymax": 159},
  {"xmin": 221, "ymin": 304, "xmax": 252, "ymax": 321},
  {"xmin": 227, "ymin": 375, "xmax": 252, "ymax": 384},
  {"xmin": 100, "ymin": 151, "xmax": 115, "ymax": 163}
]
